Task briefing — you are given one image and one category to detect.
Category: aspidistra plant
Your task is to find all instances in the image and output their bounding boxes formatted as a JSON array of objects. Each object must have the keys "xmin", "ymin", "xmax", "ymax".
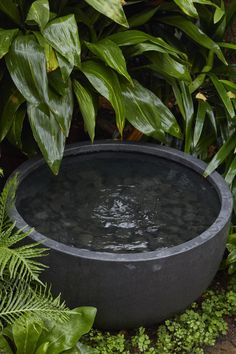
[{"xmin": 0, "ymin": 0, "xmax": 185, "ymax": 174}]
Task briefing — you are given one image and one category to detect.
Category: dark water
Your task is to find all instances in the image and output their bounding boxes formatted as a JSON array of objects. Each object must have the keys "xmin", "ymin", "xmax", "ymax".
[{"xmin": 16, "ymin": 152, "xmax": 220, "ymax": 253}]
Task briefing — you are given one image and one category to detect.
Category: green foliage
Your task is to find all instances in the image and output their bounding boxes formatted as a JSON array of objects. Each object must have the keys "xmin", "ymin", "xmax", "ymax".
[
  {"xmin": 226, "ymin": 225, "xmax": 236, "ymax": 274},
  {"xmin": 0, "ymin": 306, "xmax": 97, "ymax": 354},
  {"xmin": 82, "ymin": 282, "xmax": 236, "ymax": 353},
  {"xmin": 0, "ymin": 175, "xmax": 97, "ymax": 352}
]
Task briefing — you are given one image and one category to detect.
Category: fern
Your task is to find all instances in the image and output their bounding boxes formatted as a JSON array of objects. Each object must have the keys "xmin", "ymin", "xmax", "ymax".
[
  {"xmin": 0, "ymin": 175, "xmax": 73, "ymax": 327},
  {"xmin": 0, "ymin": 224, "xmax": 48, "ymax": 283},
  {"xmin": 0, "ymin": 243, "xmax": 48, "ymax": 283},
  {"xmin": 0, "ymin": 177, "xmax": 48, "ymax": 284},
  {"xmin": 0, "ymin": 280, "xmax": 71, "ymax": 326},
  {"xmin": 0, "ymin": 175, "xmax": 17, "ymax": 232}
]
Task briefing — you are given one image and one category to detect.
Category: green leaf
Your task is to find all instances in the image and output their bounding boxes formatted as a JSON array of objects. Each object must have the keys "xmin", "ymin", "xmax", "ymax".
[
  {"xmin": 225, "ymin": 156, "xmax": 236, "ymax": 186},
  {"xmin": 0, "ymin": 281, "xmax": 71, "ymax": 325},
  {"xmin": 34, "ymin": 32, "xmax": 59, "ymax": 72},
  {"xmin": 84, "ymin": 0, "xmax": 128, "ymax": 28},
  {"xmin": 127, "ymin": 42, "xmax": 180, "ymax": 58},
  {"xmin": 149, "ymin": 53, "xmax": 191, "ymax": 81},
  {"xmin": 193, "ymin": 0, "xmax": 225, "ymax": 23},
  {"xmin": 0, "ymin": 88, "xmax": 25, "ymax": 142},
  {"xmin": 7, "ymin": 106, "xmax": 26, "ymax": 149},
  {"xmin": 85, "ymin": 39, "xmax": 132, "ymax": 83},
  {"xmin": 179, "ymin": 82, "xmax": 194, "ymax": 153},
  {"xmin": 0, "ymin": 29, "xmax": 19, "ymax": 59},
  {"xmin": 204, "ymin": 133, "xmax": 236, "ymax": 177},
  {"xmin": 42, "ymin": 15, "xmax": 81, "ymax": 67},
  {"xmin": 219, "ymin": 80, "xmax": 236, "ymax": 91},
  {"xmin": 161, "ymin": 16, "xmax": 227, "ymax": 64},
  {"xmin": 193, "ymin": 100, "xmax": 208, "ymax": 147},
  {"xmin": 26, "ymin": 0, "xmax": 50, "ymax": 30},
  {"xmin": 6, "ymin": 35, "xmax": 49, "ymax": 105},
  {"xmin": 209, "ymin": 73, "xmax": 235, "ymax": 119},
  {"xmin": 38, "ymin": 307, "xmax": 96, "ymax": 354},
  {"xmin": 73, "ymin": 80, "xmax": 96, "ymax": 142},
  {"xmin": 13, "ymin": 318, "xmax": 43, "ymax": 354},
  {"xmin": 48, "ymin": 80, "xmax": 73, "ymax": 137},
  {"xmin": 27, "ymin": 103, "xmax": 65, "ymax": 174},
  {"xmin": 218, "ymin": 42, "xmax": 236, "ymax": 50},
  {"xmin": 108, "ymin": 30, "xmax": 185, "ymax": 58},
  {"xmin": 128, "ymin": 6, "xmax": 159, "ymax": 27},
  {"xmin": 121, "ymin": 80, "xmax": 181, "ymax": 140},
  {"xmin": 214, "ymin": 6, "xmax": 224, "ymax": 24},
  {"xmin": 56, "ymin": 53, "xmax": 73, "ymax": 81},
  {"xmin": 0, "ymin": 0, "xmax": 21, "ymax": 25},
  {"xmin": 0, "ymin": 334, "xmax": 13, "ymax": 354},
  {"xmin": 81, "ymin": 60, "xmax": 125, "ymax": 135},
  {"xmin": 35, "ymin": 342, "xmax": 49, "ymax": 354},
  {"xmin": 173, "ymin": 0, "xmax": 198, "ymax": 18},
  {"xmin": 66, "ymin": 342, "xmax": 98, "ymax": 354}
]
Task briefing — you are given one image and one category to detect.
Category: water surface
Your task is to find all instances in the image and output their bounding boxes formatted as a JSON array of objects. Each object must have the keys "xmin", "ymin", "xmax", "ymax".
[{"xmin": 17, "ymin": 152, "xmax": 220, "ymax": 253}]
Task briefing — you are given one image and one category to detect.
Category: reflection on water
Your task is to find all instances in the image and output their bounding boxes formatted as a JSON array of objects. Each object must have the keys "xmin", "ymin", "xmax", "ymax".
[{"xmin": 17, "ymin": 152, "xmax": 220, "ymax": 253}]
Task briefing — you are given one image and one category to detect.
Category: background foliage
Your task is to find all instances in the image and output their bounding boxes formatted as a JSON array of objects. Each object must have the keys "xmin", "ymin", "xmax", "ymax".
[{"xmin": 0, "ymin": 0, "xmax": 234, "ymax": 175}]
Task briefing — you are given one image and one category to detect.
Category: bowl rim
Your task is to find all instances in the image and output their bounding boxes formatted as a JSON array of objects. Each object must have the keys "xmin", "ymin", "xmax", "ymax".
[{"xmin": 8, "ymin": 141, "xmax": 233, "ymax": 262}]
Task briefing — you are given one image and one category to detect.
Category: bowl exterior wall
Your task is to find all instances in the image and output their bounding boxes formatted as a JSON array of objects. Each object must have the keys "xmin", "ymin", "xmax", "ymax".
[{"xmin": 8, "ymin": 142, "xmax": 233, "ymax": 329}]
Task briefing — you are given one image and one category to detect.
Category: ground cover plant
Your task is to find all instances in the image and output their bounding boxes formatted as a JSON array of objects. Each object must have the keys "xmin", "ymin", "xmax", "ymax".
[{"xmin": 81, "ymin": 278, "xmax": 236, "ymax": 353}]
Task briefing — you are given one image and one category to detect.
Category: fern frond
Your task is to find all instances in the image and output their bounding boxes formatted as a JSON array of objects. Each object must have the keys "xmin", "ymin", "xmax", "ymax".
[
  {"xmin": 0, "ymin": 223, "xmax": 31, "ymax": 246},
  {"xmin": 0, "ymin": 243, "xmax": 48, "ymax": 283},
  {"xmin": 0, "ymin": 280, "xmax": 71, "ymax": 326},
  {"xmin": 0, "ymin": 175, "xmax": 18, "ymax": 233}
]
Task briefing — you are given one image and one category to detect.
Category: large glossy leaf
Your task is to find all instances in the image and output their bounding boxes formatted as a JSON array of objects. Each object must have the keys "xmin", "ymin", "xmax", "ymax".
[
  {"xmin": 128, "ymin": 6, "xmax": 159, "ymax": 27},
  {"xmin": 218, "ymin": 42, "xmax": 236, "ymax": 50},
  {"xmin": 173, "ymin": 0, "xmax": 198, "ymax": 18},
  {"xmin": 179, "ymin": 82, "xmax": 194, "ymax": 153},
  {"xmin": 6, "ymin": 35, "xmax": 48, "ymax": 105},
  {"xmin": 219, "ymin": 80, "xmax": 236, "ymax": 91},
  {"xmin": 149, "ymin": 53, "xmax": 191, "ymax": 81},
  {"xmin": 0, "ymin": 334, "xmax": 13, "ymax": 354},
  {"xmin": 108, "ymin": 30, "xmax": 185, "ymax": 58},
  {"xmin": 161, "ymin": 16, "xmax": 226, "ymax": 64},
  {"xmin": 48, "ymin": 79, "xmax": 73, "ymax": 136},
  {"xmin": 42, "ymin": 15, "xmax": 81, "ymax": 67},
  {"xmin": 85, "ymin": 39, "xmax": 132, "ymax": 83},
  {"xmin": 0, "ymin": 29, "xmax": 19, "ymax": 59},
  {"xmin": 193, "ymin": 100, "xmax": 207, "ymax": 147},
  {"xmin": 34, "ymin": 342, "xmax": 49, "ymax": 354},
  {"xmin": 121, "ymin": 80, "xmax": 181, "ymax": 140},
  {"xmin": 34, "ymin": 32, "xmax": 58, "ymax": 72},
  {"xmin": 7, "ymin": 106, "xmax": 26, "ymax": 149},
  {"xmin": 84, "ymin": 0, "xmax": 128, "ymax": 27},
  {"xmin": 0, "ymin": 0, "xmax": 21, "ymax": 24},
  {"xmin": 194, "ymin": 0, "xmax": 224, "ymax": 23},
  {"xmin": 209, "ymin": 74, "xmax": 235, "ymax": 119},
  {"xmin": 27, "ymin": 103, "xmax": 65, "ymax": 174},
  {"xmin": 204, "ymin": 133, "xmax": 236, "ymax": 177},
  {"xmin": 127, "ymin": 42, "xmax": 179, "ymax": 58},
  {"xmin": 26, "ymin": 0, "xmax": 50, "ymax": 30},
  {"xmin": 73, "ymin": 80, "xmax": 96, "ymax": 142},
  {"xmin": 37, "ymin": 307, "xmax": 96, "ymax": 354},
  {"xmin": 0, "ymin": 88, "xmax": 25, "ymax": 141},
  {"xmin": 13, "ymin": 318, "xmax": 43, "ymax": 354},
  {"xmin": 225, "ymin": 156, "xmax": 236, "ymax": 186},
  {"xmin": 189, "ymin": 50, "xmax": 214, "ymax": 93},
  {"xmin": 56, "ymin": 53, "xmax": 73, "ymax": 81},
  {"xmin": 81, "ymin": 60, "xmax": 125, "ymax": 135}
]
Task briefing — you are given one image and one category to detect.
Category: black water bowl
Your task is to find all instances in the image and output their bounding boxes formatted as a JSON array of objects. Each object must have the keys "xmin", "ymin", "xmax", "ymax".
[{"xmin": 9, "ymin": 142, "xmax": 233, "ymax": 329}]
